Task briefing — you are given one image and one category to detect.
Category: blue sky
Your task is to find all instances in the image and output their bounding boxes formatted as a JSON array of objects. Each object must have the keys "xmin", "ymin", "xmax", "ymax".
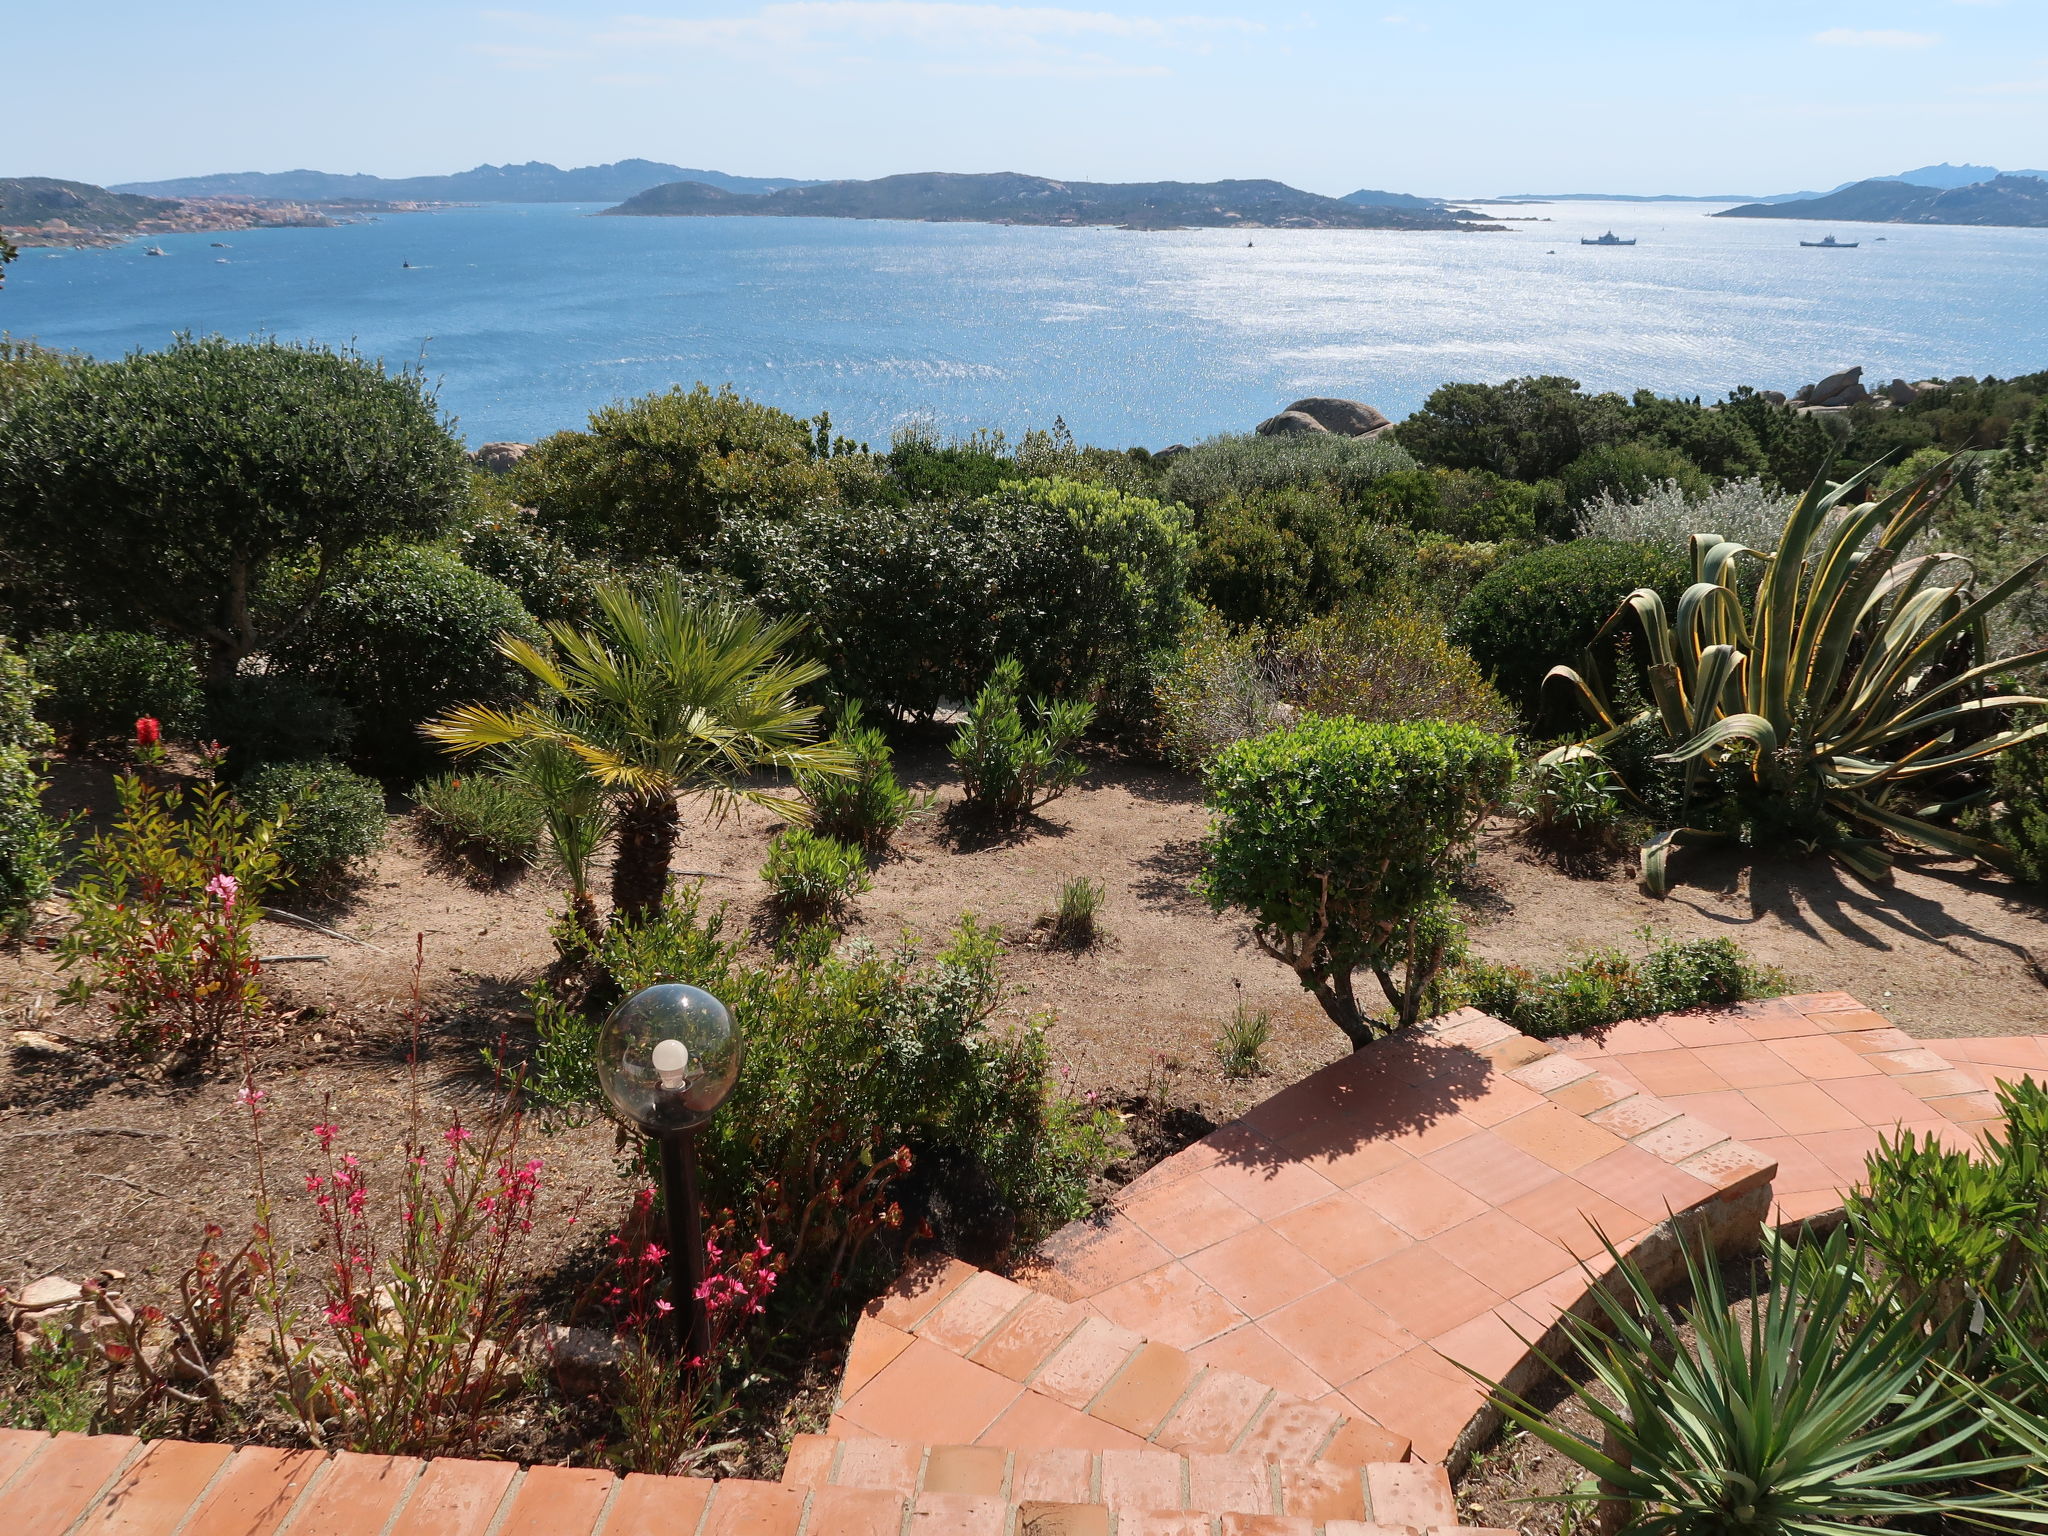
[{"xmin": 14, "ymin": 1, "xmax": 2046, "ymax": 195}]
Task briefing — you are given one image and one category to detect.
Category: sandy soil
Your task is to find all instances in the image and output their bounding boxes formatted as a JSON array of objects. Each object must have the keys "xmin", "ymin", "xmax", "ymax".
[{"xmin": 5, "ymin": 743, "xmax": 2046, "ymax": 1296}]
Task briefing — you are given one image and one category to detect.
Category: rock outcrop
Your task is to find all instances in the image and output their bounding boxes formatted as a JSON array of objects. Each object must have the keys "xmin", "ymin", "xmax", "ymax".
[
  {"xmin": 1797, "ymin": 367, "xmax": 1870, "ymax": 409},
  {"xmin": 1256, "ymin": 409, "xmax": 1331, "ymax": 437},
  {"xmin": 1283, "ymin": 397, "xmax": 1392, "ymax": 437},
  {"xmin": 471, "ymin": 442, "xmax": 532, "ymax": 475}
]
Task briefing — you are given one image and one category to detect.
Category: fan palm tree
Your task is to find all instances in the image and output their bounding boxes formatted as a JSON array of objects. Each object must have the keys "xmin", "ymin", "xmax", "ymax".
[{"xmin": 425, "ymin": 581, "xmax": 849, "ymax": 922}]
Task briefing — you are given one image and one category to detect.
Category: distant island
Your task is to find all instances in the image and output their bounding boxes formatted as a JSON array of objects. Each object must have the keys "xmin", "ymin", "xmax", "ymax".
[
  {"xmin": 601, "ymin": 172, "xmax": 1497, "ymax": 231},
  {"xmin": 0, "ymin": 177, "xmax": 402, "ymax": 248},
  {"xmin": 1505, "ymin": 162, "xmax": 2048, "ymax": 211},
  {"xmin": 112, "ymin": 159, "xmax": 819, "ymax": 203},
  {"xmin": 1716, "ymin": 174, "xmax": 2048, "ymax": 229}
]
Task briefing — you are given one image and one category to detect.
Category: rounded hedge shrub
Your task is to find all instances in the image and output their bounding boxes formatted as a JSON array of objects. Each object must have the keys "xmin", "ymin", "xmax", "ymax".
[
  {"xmin": 29, "ymin": 631, "xmax": 203, "ymax": 747},
  {"xmin": 1451, "ymin": 538, "xmax": 1687, "ymax": 730},
  {"xmin": 271, "ymin": 547, "xmax": 542, "ymax": 778},
  {"xmin": 235, "ymin": 758, "xmax": 388, "ymax": 890},
  {"xmin": 203, "ymin": 675, "xmax": 357, "ymax": 780}
]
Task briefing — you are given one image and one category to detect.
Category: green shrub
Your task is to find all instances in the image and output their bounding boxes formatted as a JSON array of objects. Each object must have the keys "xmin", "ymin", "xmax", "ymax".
[
  {"xmin": 760, "ymin": 827, "xmax": 870, "ymax": 926},
  {"xmin": 201, "ymin": 675, "xmax": 358, "ymax": 779},
  {"xmin": 1152, "ymin": 609, "xmax": 1514, "ymax": 772},
  {"xmin": 1160, "ymin": 432, "xmax": 1415, "ymax": 511},
  {"xmin": 1509, "ymin": 751, "xmax": 1630, "ymax": 843},
  {"xmin": 529, "ymin": 893, "xmax": 1114, "ymax": 1310},
  {"xmin": 1215, "ymin": 997, "xmax": 1271, "ymax": 1079},
  {"xmin": 1190, "ymin": 490, "xmax": 1405, "ymax": 629},
  {"xmin": 796, "ymin": 702, "xmax": 929, "ymax": 853},
  {"xmin": 1356, "ymin": 467, "xmax": 1543, "ymax": 542},
  {"xmin": 0, "ymin": 635, "xmax": 48, "ymax": 754},
  {"xmin": 1450, "ymin": 538, "xmax": 1686, "ymax": 728},
  {"xmin": 1453, "ymin": 933, "xmax": 1774, "ymax": 1038},
  {"xmin": 951, "ymin": 658, "xmax": 1094, "ymax": 824},
  {"xmin": 1994, "ymin": 729, "xmax": 2048, "ymax": 888},
  {"xmin": 1558, "ymin": 439, "xmax": 1710, "ymax": 510},
  {"xmin": 507, "ymin": 383, "xmax": 840, "ymax": 561},
  {"xmin": 27, "ymin": 631, "xmax": 203, "ymax": 747},
  {"xmin": 271, "ymin": 547, "xmax": 541, "ymax": 778},
  {"xmin": 1396, "ymin": 375, "xmax": 1628, "ymax": 482},
  {"xmin": 1202, "ymin": 716, "xmax": 1515, "ymax": 1045},
  {"xmin": 0, "ymin": 639, "xmax": 60, "ymax": 938},
  {"xmin": 722, "ymin": 478, "xmax": 1191, "ymax": 724},
  {"xmin": 411, "ymin": 770, "xmax": 544, "ymax": 876},
  {"xmin": 457, "ymin": 499, "xmax": 609, "ymax": 627},
  {"xmin": 235, "ymin": 758, "xmax": 387, "ymax": 889}
]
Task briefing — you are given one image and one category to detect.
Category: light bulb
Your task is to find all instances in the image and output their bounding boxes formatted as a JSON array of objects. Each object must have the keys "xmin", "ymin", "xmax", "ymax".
[{"xmin": 651, "ymin": 1036, "xmax": 691, "ymax": 1092}]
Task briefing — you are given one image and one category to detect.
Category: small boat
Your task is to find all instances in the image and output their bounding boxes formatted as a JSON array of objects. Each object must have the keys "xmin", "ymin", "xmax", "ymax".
[
  {"xmin": 402, "ymin": 260, "xmax": 415, "ymax": 268},
  {"xmin": 1581, "ymin": 230, "xmax": 1635, "ymax": 246},
  {"xmin": 143, "ymin": 245, "xmax": 167, "ymax": 256},
  {"xmin": 210, "ymin": 241, "xmax": 229, "ymax": 248},
  {"xmin": 1800, "ymin": 234, "xmax": 1859, "ymax": 248},
  {"xmin": 215, "ymin": 258, "xmax": 229, "ymax": 264}
]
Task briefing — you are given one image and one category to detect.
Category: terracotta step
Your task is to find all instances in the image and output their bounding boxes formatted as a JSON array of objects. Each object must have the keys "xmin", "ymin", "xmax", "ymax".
[
  {"xmin": 838, "ymin": 1259, "xmax": 1412, "ymax": 1465},
  {"xmin": 0, "ymin": 1427, "xmax": 1512, "ymax": 1536},
  {"xmin": 783, "ymin": 1432, "xmax": 1455, "ymax": 1528}
]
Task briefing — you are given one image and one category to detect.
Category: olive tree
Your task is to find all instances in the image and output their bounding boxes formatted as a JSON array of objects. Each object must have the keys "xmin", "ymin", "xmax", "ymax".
[
  {"xmin": 1201, "ymin": 716, "xmax": 1515, "ymax": 1048},
  {"xmin": 0, "ymin": 335, "xmax": 469, "ymax": 680}
]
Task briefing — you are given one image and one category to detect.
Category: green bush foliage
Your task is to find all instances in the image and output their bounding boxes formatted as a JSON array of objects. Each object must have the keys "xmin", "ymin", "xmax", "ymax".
[
  {"xmin": 1047, "ymin": 875, "xmax": 1105, "ymax": 948},
  {"xmin": 507, "ymin": 384, "xmax": 846, "ymax": 561},
  {"xmin": 1190, "ymin": 490, "xmax": 1405, "ymax": 629},
  {"xmin": 1158, "ymin": 432, "xmax": 1415, "ymax": 511},
  {"xmin": 202, "ymin": 675, "xmax": 357, "ymax": 777},
  {"xmin": 0, "ymin": 336, "xmax": 468, "ymax": 680},
  {"xmin": 524, "ymin": 892, "xmax": 1113, "ymax": 1309},
  {"xmin": 411, "ymin": 770, "xmax": 544, "ymax": 876},
  {"xmin": 0, "ymin": 638, "xmax": 60, "ymax": 938},
  {"xmin": 1994, "ymin": 730, "xmax": 2048, "ymax": 888},
  {"xmin": 1354, "ymin": 467, "xmax": 1545, "ymax": 543},
  {"xmin": 1557, "ymin": 439, "xmax": 1709, "ymax": 510},
  {"xmin": 271, "ymin": 547, "xmax": 541, "ymax": 778},
  {"xmin": 1396, "ymin": 374, "xmax": 1629, "ymax": 482},
  {"xmin": 760, "ymin": 827, "xmax": 870, "ymax": 926},
  {"xmin": 795, "ymin": 702, "xmax": 929, "ymax": 853},
  {"xmin": 1153, "ymin": 610, "xmax": 1515, "ymax": 772},
  {"xmin": 1450, "ymin": 538, "xmax": 1686, "ymax": 728},
  {"xmin": 458, "ymin": 499, "xmax": 610, "ymax": 627},
  {"xmin": 28, "ymin": 630, "xmax": 203, "ymax": 746},
  {"xmin": 951, "ymin": 658, "xmax": 1094, "ymax": 824},
  {"xmin": 724, "ymin": 478, "xmax": 1190, "ymax": 722},
  {"xmin": 1202, "ymin": 716, "xmax": 1515, "ymax": 1045},
  {"xmin": 1453, "ymin": 933, "xmax": 1775, "ymax": 1038},
  {"xmin": 234, "ymin": 758, "xmax": 387, "ymax": 890}
]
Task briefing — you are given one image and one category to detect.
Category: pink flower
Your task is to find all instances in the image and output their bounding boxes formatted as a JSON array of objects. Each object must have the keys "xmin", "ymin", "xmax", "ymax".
[
  {"xmin": 443, "ymin": 1124, "xmax": 474, "ymax": 1147},
  {"xmin": 236, "ymin": 1084, "xmax": 266, "ymax": 1113},
  {"xmin": 313, "ymin": 1122, "xmax": 339, "ymax": 1150},
  {"xmin": 206, "ymin": 873, "xmax": 240, "ymax": 904}
]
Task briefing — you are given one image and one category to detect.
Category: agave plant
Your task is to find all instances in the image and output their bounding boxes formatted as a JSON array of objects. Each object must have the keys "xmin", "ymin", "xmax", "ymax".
[
  {"xmin": 1544, "ymin": 458, "xmax": 2048, "ymax": 893},
  {"xmin": 1480, "ymin": 1227, "xmax": 2029, "ymax": 1535}
]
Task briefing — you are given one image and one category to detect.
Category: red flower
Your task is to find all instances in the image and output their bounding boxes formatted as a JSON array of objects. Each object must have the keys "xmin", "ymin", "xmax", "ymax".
[{"xmin": 134, "ymin": 717, "xmax": 162, "ymax": 747}]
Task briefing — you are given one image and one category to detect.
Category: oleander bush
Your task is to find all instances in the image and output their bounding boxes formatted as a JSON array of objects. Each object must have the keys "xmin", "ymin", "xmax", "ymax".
[
  {"xmin": 760, "ymin": 827, "xmax": 869, "ymax": 927},
  {"xmin": 411, "ymin": 769, "xmax": 545, "ymax": 876},
  {"xmin": 1451, "ymin": 537, "xmax": 1687, "ymax": 728},
  {"xmin": 28, "ymin": 630, "xmax": 204, "ymax": 747},
  {"xmin": 271, "ymin": 547, "xmax": 541, "ymax": 778},
  {"xmin": 234, "ymin": 759, "xmax": 387, "ymax": 890},
  {"xmin": 1202, "ymin": 716, "xmax": 1515, "ymax": 1045},
  {"xmin": 951, "ymin": 658, "xmax": 1094, "ymax": 824},
  {"xmin": 794, "ymin": 702, "xmax": 929, "ymax": 853}
]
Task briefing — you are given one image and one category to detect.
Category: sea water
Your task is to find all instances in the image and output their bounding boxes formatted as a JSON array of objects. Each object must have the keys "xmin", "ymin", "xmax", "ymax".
[{"xmin": 7, "ymin": 200, "xmax": 2047, "ymax": 448}]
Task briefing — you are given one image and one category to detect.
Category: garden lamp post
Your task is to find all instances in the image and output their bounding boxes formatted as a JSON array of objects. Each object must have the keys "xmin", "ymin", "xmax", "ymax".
[{"xmin": 596, "ymin": 984, "xmax": 742, "ymax": 1363}]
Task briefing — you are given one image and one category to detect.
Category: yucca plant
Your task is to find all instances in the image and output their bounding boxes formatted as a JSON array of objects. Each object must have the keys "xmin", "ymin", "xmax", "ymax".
[
  {"xmin": 1543, "ymin": 457, "xmax": 2048, "ymax": 893},
  {"xmin": 1481, "ymin": 1227, "xmax": 2029, "ymax": 1535}
]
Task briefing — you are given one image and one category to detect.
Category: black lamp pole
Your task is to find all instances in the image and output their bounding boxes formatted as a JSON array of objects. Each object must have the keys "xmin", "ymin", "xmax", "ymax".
[{"xmin": 658, "ymin": 1127, "xmax": 711, "ymax": 1363}]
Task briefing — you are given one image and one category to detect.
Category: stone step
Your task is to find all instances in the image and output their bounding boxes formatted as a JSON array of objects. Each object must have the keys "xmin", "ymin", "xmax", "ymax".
[
  {"xmin": 0, "ymin": 1427, "xmax": 1510, "ymax": 1536},
  {"xmin": 836, "ymin": 1258, "xmax": 1413, "ymax": 1465},
  {"xmin": 783, "ymin": 1432, "xmax": 1455, "ymax": 1528}
]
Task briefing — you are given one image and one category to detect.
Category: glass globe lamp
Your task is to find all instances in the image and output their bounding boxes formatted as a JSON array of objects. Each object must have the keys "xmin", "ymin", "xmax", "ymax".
[{"xmin": 596, "ymin": 983, "xmax": 743, "ymax": 1134}]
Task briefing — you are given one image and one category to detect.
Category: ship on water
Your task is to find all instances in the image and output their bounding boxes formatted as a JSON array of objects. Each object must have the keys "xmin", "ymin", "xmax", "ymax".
[
  {"xmin": 1800, "ymin": 234, "xmax": 1859, "ymax": 248},
  {"xmin": 1581, "ymin": 230, "xmax": 1636, "ymax": 246}
]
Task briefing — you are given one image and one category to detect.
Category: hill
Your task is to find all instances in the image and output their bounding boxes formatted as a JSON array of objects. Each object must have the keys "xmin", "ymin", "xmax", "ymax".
[
  {"xmin": 1714, "ymin": 174, "xmax": 2048, "ymax": 228},
  {"xmin": 602, "ymin": 172, "xmax": 1494, "ymax": 230},
  {"xmin": 112, "ymin": 159, "xmax": 817, "ymax": 203},
  {"xmin": 0, "ymin": 177, "xmax": 181, "ymax": 231}
]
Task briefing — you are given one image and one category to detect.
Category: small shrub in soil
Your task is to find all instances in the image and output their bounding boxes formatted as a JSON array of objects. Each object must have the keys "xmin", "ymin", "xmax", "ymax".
[
  {"xmin": 1046, "ymin": 875, "xmax": 1105, "ymax": 948},
  {"xmin": 28, "ymin": 630, "xmax": 204, "ymax": 747},
  {"xmin": 795, "ymin": 701, "xmax": 930, "ymax": 853},
  {"xmin": 412, "ymin": 769, "xmax": 544, "ymax": 876},
  {"xmin": 235, "ymin": 758, "xmax": 387, "ymax": 891},
  {"xmin": 1214, "ymin": 996, "xmax": 1272, "ymax": 1079},
  {"xmin": 760, "ymin": 827, "xmax": 870, "ymax": 927},
  {"xmin": 1453, "ymin": 933, "xmax": 1777, "ymax": 1039},
  {"xmin": 950, "ymin": 657, "xmax": 1093, "ymax": 825},
  {"xmin": 1994, "ymin": 730, "xmax": 2048, "ymax": 891}
]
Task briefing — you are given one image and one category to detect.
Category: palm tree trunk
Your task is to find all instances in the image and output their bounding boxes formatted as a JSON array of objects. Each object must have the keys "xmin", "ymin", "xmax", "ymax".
[{"xmin": 611, "ymin": 790, "xmax": 680, "ymax": 923}]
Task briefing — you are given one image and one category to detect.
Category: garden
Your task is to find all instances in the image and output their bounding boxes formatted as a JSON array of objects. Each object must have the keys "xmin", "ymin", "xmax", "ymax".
[{"xmin": 0, "ymin": 335, "xmax": 2045, "ymax": 1527}]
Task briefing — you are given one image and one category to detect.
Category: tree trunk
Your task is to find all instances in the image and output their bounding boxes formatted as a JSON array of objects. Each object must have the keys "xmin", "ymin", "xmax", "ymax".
[
  {"xmin": 611, "ymin": 791, "xmax": 680, "ymax": 923},
  {"xmin": 1304, "ymin": 966, "xmax": 1374, "ymax": 1051}
]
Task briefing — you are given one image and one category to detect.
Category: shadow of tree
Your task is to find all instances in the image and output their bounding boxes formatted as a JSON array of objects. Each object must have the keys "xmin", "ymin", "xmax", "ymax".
[{"xmin": 1132, "ymin": 836, "xmax": 1209, "ymax": 913}]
